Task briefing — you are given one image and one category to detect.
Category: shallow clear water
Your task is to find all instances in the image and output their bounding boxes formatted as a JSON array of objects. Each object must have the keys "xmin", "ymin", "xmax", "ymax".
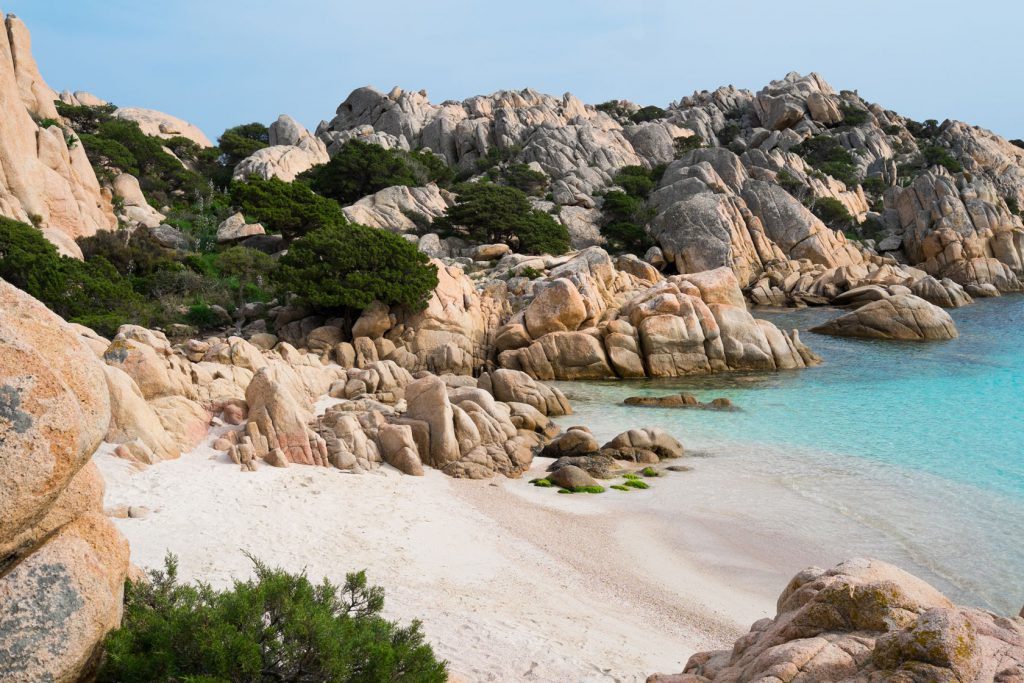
[{"xmin": 554, "ymin": 295, "xmax": 1024, "ymax": 613}]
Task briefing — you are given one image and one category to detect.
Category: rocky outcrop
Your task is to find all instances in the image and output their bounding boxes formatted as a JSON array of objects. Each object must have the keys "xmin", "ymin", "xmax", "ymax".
[
  {"xmin": 233, "ymin": 114, "xmax": 329, "ymax": 182},
  {"xmin": 112, "ymin": 106, "xmax": 213, "ymax": 147},
  {"xmin": 650, "ymin": 558, "xmax": 1024, "ymax": 682},
  {"xmin": 500, "ymin": 267, "xmax": 818, "ymax": 379},
  {"xmin": 0, "ymin": 14, "xmax": 116, "ymax": 256},
  {"xmin": 885, "ymin": 170, "xmax": 1024, "ymax": 291},
  {"xmin": 811, "ymin": 293, "xmax": 958, "ymax": 341},
  {"xmin": 318, "ymin": 86, "xmax": 654, "ymax": 203},
  {"xmin": 648, "ymin": 148, "xmax": 863, "ymax": 286},
  {"xmin": 0, "ymin": 279, "xmax": 129, "ymax": 682},
  {"xmin": 216, "ymin": 212, "xmax": 265, "ymax": 243},
  {"xmin": 342, "ymin": 182, "xmax": 454, "ymax": 232}
]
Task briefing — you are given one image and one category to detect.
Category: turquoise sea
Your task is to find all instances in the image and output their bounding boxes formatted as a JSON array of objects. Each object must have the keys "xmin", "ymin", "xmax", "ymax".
[{"xmin": 555, "ymin": 296, "xmax": 1024, "ymax": 614}]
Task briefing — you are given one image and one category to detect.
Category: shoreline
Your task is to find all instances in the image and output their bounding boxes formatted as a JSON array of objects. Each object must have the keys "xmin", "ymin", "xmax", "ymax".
[{"xmin": 97, "ymin": 433, "xmax": 821, "ymax": 681}]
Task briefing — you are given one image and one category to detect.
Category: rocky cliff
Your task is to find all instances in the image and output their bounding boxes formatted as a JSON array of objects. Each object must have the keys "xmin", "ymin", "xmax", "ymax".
[{"xmin": 0, "ymin": 14, "xmax": 115, "ymax": 257}]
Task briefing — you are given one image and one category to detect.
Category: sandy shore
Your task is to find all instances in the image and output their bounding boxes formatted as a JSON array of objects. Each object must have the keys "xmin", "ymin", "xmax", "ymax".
[{"xmin": 96, "ymin": 429, "xmax": 839, "ymax": 682}]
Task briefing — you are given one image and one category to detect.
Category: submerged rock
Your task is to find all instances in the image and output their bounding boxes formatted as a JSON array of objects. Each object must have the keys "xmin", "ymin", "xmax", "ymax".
[{"xmin": 624, "ymin": 394, "xmax": 737, "ymax": 411}]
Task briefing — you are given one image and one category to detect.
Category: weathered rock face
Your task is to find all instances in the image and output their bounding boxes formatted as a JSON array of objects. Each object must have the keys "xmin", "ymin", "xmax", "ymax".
[
  {"xmin": 649, "ymin": 148, "xmax": 863, "ymax": 287},
  {"xmin": 233, "ymin": 114, "xmax": 329, "ymax": 182},
  {"xmin": 112, "ymin": 106, "xmax": 213, "ymax": 147},
  {"xmin": 0, "ymin": 14, "xmax": 116, "ymax": 256},
  {"xmin": 0, "ymin": 279, "xmax": 129, "ymax": 682},
  {"xmin": 811, "ymin": 293, "xmax": 958, "ymax": 341},
  {"xmin": 650, "ymin": 558, "xmax": 1024, "ymax": 683},
  {"xmin": 391, "ymin": 261, "xmax": 509, "ymax": 375},
  {"xmin": 886, "ymin": 170, "xmax": 1024, "ymax": 291},
  {"xmin": 342, "ymin": 183, "xmax": 454, "ymax": 232}
]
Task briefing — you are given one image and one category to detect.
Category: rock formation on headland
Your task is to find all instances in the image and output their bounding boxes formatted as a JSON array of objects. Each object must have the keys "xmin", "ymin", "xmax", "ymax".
[
  {"xmin": 648, "ymin": 558, "xmax": 1024, "ymax": 682},
  {"xmin": 0, "ymin": 279, "xmax": 129, "ymax": 681}
]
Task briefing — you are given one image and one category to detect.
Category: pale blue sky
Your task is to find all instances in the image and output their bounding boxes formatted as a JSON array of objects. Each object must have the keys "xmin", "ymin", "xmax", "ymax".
[{"xmin": 7, "ymin": 1, "xmax": 1021, "ymax": 142}]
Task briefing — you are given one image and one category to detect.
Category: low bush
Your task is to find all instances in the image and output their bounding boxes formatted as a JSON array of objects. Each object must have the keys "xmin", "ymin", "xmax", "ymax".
[
  {"xmin": 811, "ymin": 197, "xmax": 855, "ymax": 228},
  {"xmin": 630, "ymin": 105, "xmax": 666, "ymax": 124},
  {"xmin": 231, "ymin": 176, "xmax": 348, "ymax": 241},
  {"xmin": 792, "ymin": 135, "xmax": 859, "ymax": 187},
  {"xmin": 271, "ymin": 222, "xmax": 438, "ymax": 314},
  {"xmin": 435, "ymin": 183, "xmax": 569, "ymax": 255},
  {"xmin": 98, "ymin": 554, "xmax": 447, "ymax": 682},
  {"xmin": 920, "ymin": 144, "xmax": 963, "ymax": 174},
  {"xmin": 302, "ymin": 140, "xmax": 452, "ymax": 206},
  {"xmin": 674, "ymin": 134, "xmax": 704, "ymax": 156},
  {"xmin": 839, "ymin": 104, "xmax": 870, "ymax": 126}
]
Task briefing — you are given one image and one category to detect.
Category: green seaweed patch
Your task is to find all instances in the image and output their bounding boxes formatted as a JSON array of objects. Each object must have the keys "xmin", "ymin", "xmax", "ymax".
[
  {"xmin": 557, "ymin": 488, "xmax": 574, "ymax": 494},
  {"xmin": 610, "ymin": 484, "xmax": 630, "ymax": 492},
  {"xmin": 623, "ymin": 473, "xmax": 641, "ymax": 481},
  {"xmin": 624, "ymin": 479, "xmax": 650, "ymax": 490},
  {"xmin": 640, "ymin": 467, "xmax": 660, "ymax": 478},
  {"xmin": 571, "ymin": 485, "xmax": 605, "ymax": 494},
  {"xmin": 530, "ymin": 478, "xmax": 553, "ymax": 488}
]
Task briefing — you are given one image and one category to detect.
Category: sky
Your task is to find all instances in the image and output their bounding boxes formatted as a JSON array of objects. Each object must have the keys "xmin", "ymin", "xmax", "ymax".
[{"xmin": 6, "ymin": 0, "xmax": 1021, "ymax": 142}]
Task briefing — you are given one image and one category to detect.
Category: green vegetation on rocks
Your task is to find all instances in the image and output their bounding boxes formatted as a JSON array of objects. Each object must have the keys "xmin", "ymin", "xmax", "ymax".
[
  {"xmin": 231, "ymin": 176, "xmax": 348, "ymax": 242},
  {"xmin": 271, "ymin": 222, "xmax": 438, "ymax": 314},
  {"xmin": 302, "ymin": 140, "xmax": 453, "ymax": 205},
  {"xmin": 98, "ymin": 554, "xmax": 447, "ymax": 683},
  {"xmin": 435, "ymin": 183, "xmax": 569, "ymax": 255}
]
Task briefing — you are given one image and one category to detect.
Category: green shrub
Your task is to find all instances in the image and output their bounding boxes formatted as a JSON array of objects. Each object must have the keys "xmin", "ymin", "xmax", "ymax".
[
  {"xmin": 0, "ymin": 218, "xmax": 151, "ymax": 335},
  {"xmin": 920, "ymin": 145, "xmax": 963, "ymax": 174},
  {"xmin": 905, "ymin": 118, "xmax": 940, "ymax": 140},
  {"xmin": 271, "ymin": 222, "xmax": 438, "ymax": 314},
  {"xmin": 302, "ymin": 140, "xmax": 452, "ymax": 206},
  {"xmin": 495, "ymin": 163, "xmax": 548, "ymax": 196},
  {"xmin": 717, "ymin": 122, "xmax": 742, "ymax": 146},
  {"xmin": 435, "ymin": 183, "xmax": 569, "ymax": 255},
  {"xmin": 183, "ymin": 303, "xmax": 221, "ymax": 329},
  {"xmin": 54, "ymin": 101, "xmax": 117, "ymax": 134},
  {"xmin": 1007, "ymin": 196, "xmax": 1021, "ymax": 216},
  {"xmin": 630, "ymin": 105, "xmax": 666, "ymax": 124},
  {"xmin": 516, "ymin": 265, "xmax": 543, "ymax": 280},
  {"xmin": 839, "ymin": 104, "xmax": 869, "ymax": 126},
  {"xmin": 884, "ymin": 124, "xmax": 903, "ymax": 136},
  {"xmin": 1011, "ymin": 139, "xmax": 1024, "ymax": 150},
  {"xmin": 861, "ymin": 176, "xmax": 887, "ymax": 196},
  {"xmin": 674, "ymin": 134, "xmax": 704, "ymax": 156},
  {"xmin": 218, "ymin": 122, "xmax": 270, "ymax": 166},
  {"xmin": 231, "ymin": 176, "xmax": 348, "ymax": 241},
  {"xmin": 623, "ymin": 479, "xmax": 650, "ymax": 489},
  {"xmin": 214, "ymin": 246, "xmax": 275, "ymax": 309},
  {"xmin": 811, "ymin": 197, "xmax": 855, "ymax": 228},
  {"xmin": 776, "ymin": 170, "xmax": 804, "ymax": 195},
  {"xmin": 98, "ymin": 554, "xmax": 447, "ymax": 683},
  {"xmin": 614, "ymin": 166, "xmax": 657, "ymax": 198},
  {"xmin": 792, "ymin": 135, "xmax": 859, "ymax": 187}
]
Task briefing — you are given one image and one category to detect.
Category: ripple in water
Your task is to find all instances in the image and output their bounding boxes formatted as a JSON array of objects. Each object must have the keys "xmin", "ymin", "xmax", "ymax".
[{"xmin": 553, "ymin": 295, "xmax": 1024, "ymax": 613}]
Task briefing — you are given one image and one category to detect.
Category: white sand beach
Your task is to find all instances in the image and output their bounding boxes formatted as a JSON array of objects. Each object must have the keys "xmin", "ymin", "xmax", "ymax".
[{"xmin": 95, "ymin": 425, "xmax": 858, "ymax": 682}]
